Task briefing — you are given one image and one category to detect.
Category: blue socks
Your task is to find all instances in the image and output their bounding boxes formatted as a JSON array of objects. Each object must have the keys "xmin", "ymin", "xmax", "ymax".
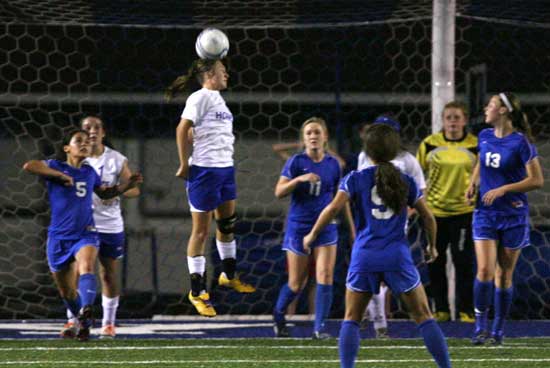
[
  {"xmin": 78, "ymin": 273, "xmax": 97, "ymax": 307},
  {"xmin": 274, "ymin": 283, "xmax": 299, "ymax": 322},
  {"xmin": 473, "ymin": 278, "xmax": 494, "ymax": 333},
  {"xmin": 339, "ymin": 320, "xmax": 360, "ymax": 368},
  {"xmin": 62, "ymin": 295, "xmax": 81, "ymax": 317},
  {"xmin": 418, "ymin": 319, "xmax": 451, "ymax": 368},
  {"xmin": 314, "ymin": 283, "xmax": 333, "ymax": 333},
  {"xmin": 492, "ymin": 286, "xmax": 513, "ymax": 337}
]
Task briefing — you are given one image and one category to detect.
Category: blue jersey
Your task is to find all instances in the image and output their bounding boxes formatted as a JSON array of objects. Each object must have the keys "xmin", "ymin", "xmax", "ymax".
[
  {"xmin": 45, "ymin": 160, "xmax": 102, "ymax": 239},
  {"xmin": 339, "ymin": 167, "xmax": 422, "ymax": 272},
  {"xmin": 281, "ymin": 152, "xmax": 341, "ymax": 223},
  {"xmin": 477, "ymin": 128, "xmax": 537, "ymax": 215}
]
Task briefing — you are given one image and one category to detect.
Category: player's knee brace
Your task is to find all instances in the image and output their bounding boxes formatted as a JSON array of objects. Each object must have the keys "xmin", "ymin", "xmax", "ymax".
[{"xmin": 216, "ymin": 214, "xmax": 237, "ymax": 234}]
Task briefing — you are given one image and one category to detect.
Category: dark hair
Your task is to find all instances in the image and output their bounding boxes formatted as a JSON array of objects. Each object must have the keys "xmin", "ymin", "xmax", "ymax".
[
  {"xmin": 364, "ymin": 124, "xmax": 408, "ymax": 214},
  {"xmin": 362, "ymin": 113, "xmax": 406, "ymax": 152},
  {"xmin": 57, "ymin": 129, "xmax": 88, "ymax": 160},
  {"xmin": 498, "ymin": 92, "xmax": 533, "ymax": 142},
  {"xmin": 79, "ymin": 115, "xmax": 115, "ymax": 149},
  {"xmin": 164, "ymin": 59, "xmax": 219, "ymax": 101}
]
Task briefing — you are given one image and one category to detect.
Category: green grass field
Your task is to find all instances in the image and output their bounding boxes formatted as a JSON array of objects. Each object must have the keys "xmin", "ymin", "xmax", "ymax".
[{"xmin": 1, "ymin": 338, "xmax": 549, "ymax": 367}]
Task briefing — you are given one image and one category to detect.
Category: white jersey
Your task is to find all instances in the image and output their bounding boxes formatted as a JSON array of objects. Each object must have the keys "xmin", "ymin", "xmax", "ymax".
[
  {"xmin": 84, "ymin": 146, "xmax": 127, "ymax": 233},
  {"xmin": 357, "ymin": 150, "xmax": 426, "ymax": 191},
  {"xmin": 181, "ymin": 87, "xmax": 234, "ymax": 167}
]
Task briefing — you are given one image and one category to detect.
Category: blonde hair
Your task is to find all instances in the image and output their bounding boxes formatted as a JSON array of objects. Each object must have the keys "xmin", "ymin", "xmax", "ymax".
[{"xmin": 299, "ymin": 116, "xmax": 329, "ymax": 150}]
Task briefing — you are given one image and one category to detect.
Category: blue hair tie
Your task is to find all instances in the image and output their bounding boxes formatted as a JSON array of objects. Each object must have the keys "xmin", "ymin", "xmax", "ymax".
[{"xmin": 373, "ymin": 116, "xmax": 400, "ymax": 132}]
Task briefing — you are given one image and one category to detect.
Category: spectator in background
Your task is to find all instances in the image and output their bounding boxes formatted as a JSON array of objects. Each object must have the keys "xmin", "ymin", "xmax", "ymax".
[
  {"xmin": 417, "ymin": 101, "xmax": 477, "ymax": 323},
  {"xmin": 357, "ymin": 115, "xmax": 427, "ymax": 338}
]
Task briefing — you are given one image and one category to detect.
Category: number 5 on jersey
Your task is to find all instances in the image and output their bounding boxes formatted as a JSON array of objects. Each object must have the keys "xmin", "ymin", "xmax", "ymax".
[{"xmin": 75, "ymin": 182, "xmax": 87, "ymax": 197}]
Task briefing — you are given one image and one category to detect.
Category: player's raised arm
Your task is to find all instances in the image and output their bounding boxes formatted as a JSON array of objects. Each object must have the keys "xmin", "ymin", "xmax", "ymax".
[{"xmin": 23, "ymin": 160, "xmax": 74, "ymax": 186}]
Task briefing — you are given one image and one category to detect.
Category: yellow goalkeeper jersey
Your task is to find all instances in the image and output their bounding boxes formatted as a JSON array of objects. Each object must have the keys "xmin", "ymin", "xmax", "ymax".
[{"xmin": 416, "ymin": 132, "xmax": 478, "ymax": 217}]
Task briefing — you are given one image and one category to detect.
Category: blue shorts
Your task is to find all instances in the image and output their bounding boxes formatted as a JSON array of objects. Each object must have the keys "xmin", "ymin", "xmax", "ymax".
[
  {"xmin": 346, "ymin": 264, "xmax": 421, "ymax": 295},
  {"xmin": 473, "ymin": 210, "xmax": 530, "ymax": 249},
  {"xmin": 282, "ymin": 220, "xmax": 338, "ymax": 256},
  {"xmin": 98, "ymin": 232, "xmax": 125, "ymax": 259},
  {"xmin": 187, "ymin": 165, "xmax": 236, "ymax": 212},
  {"xmin": 47, "ymin": 235, "xmax": 100, "ymax": 273}
]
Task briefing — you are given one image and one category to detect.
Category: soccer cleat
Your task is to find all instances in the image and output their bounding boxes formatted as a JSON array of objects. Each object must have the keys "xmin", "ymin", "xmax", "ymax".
[
  {"xmin": 60, "ymin": 321, "xmax": 78, "ymax": 339},
  {"xmin": 375, "ymin": 327, "xmax": 389, "ymax": 339},
  {"xmin": 312, "ymin": 331, "xmax": 331, "ymax": 340},
  {"xmin": 218, "ymin": 272, "xmax": 256, "ymax": 293},
  {"xmin": 488, "ymin": 332, "xmax": 504, "ymax": 346},
  {"xmin": 188, "ymin": 291, "xmax": 217, "ymax": 317},
  {"xmin": 459, "ymin": 312, "xmax": 475, "ymax": 323},
  {"xmin": 273, "ymin": 320, "xmax": 290, "ymax": 338},
  {"xmin": 433, "ymin": 311, "xmax": 450, "ymax": 322},
  {"xmin": 471, "ymin": 330, "xmax": 489, "ymax": 345},
  {"xmin": 100, "ymin": 324, "xmax": 116, "ymax": 339},
  {"xmin": 76, "ymin": 305, "xmax": 93, "ymax": 342}
]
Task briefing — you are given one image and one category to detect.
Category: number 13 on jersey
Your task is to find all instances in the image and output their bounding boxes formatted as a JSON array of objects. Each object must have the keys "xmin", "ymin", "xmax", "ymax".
[{"xmin": 485, "ymin": 152, "xmax": 501, "ymax": 168}]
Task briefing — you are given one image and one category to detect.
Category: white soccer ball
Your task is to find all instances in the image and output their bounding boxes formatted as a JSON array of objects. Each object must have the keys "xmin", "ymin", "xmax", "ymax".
[{"xmin": 195, "ymin": 28, "xmax": 229, "ymax": 60}]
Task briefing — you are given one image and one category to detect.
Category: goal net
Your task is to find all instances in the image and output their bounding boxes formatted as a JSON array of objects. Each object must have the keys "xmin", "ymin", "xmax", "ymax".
[{"xmin": 1, "ymin": 1, "xmax": 548, "ymax": 320}]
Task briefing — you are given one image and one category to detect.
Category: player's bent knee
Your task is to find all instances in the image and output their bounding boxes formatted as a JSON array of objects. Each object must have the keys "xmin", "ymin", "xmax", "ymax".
[{"xmin": 216, "ymin": 214, "xmax": 237, "ymax": 234}]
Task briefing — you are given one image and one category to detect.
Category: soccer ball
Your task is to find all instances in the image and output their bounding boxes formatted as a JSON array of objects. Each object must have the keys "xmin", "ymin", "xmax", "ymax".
[{"xmin": 195, "ymin": 28, "xmax": 229, "ymax": 60}]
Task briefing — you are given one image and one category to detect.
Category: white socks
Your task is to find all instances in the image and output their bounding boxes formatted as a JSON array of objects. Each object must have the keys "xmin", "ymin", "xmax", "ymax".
[
  {"xmin": 66, "ymin": 308, "xmax": 77, "ymax": 324},
  {"xmin": 102, "ymin": 295, "xmax": 119, "ymax": 327},
  {"xmin": 216, "ymin": 239, "xmax": 236, "ymax": 260},
  {"xmin": 367, "ymin": 285, "xmax": 388, "ymax": 330},
  {"xmin": 187, "ymin": 256, "xmax": 206, "ymax": 275}
]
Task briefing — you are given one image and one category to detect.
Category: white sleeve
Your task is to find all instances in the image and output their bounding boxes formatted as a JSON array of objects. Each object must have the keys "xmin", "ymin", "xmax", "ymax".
[
  {"xmin": 404, "ymin": 152, "xmax": 426, "ymax": 190},
  {"xmin": 114, "ymin": 150, "xmax": 128, "ymax": 176},
  {"xmin": 181, "ymin": 92, "xmax": 206, "ymax": 125},
  {"xmin": 357, "ymin": 151, "xmax": 369, "ymax": 170}
]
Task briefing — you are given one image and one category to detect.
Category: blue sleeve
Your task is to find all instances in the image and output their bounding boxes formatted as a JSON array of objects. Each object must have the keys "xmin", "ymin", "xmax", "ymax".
[
  {"xmin": 281, "ymin": 155, "xmax": 297, "ymax": 179},
  {"xmin": 406, "ymin": 175, "xmax": 422, "ymax": 207},
  {"xmin": 339, "ymin": 171, "xmax": 355, "ymax": 196},
  {"xmin": 477, "ymin": 129, "xmax": 488, "ymax": 150},
  {"xmin": 45, "ymin": 159, "xmax": 57, "ymax": 169},
  {"xmin": 518, "ymin": 137, "xmax": 537, "ymax": 165}
]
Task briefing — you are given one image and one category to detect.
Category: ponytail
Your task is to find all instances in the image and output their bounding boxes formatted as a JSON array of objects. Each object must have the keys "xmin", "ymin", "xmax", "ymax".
[
  {"xmin": 165, "ymin": 59, "xmax": 218, "ymax": 101},
  {"xmin": 375, "ymin": 162, "xmax": 408, "ymax": 214},
  {"xmin": 500, "ymin": 92, "xmax": 534, "ymax": 142},
  {"xmin": 513, "ymin": 109, "xmax": 533, "ymax": 142},
  {"xmin": 364, "ymin": 123, "xmax": 409, "ymax": 214}
]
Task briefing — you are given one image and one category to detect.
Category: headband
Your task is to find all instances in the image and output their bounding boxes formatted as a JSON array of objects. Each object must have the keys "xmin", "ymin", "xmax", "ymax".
[{"xmin": 499, "ymin": 93, "xmax": 514, "ymax": 112}]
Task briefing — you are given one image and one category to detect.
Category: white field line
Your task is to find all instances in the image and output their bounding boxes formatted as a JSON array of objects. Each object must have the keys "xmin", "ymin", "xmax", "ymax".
[
  {"xmin": 1, "ymin": 358, "xmax": 550, "ymax": 365},
  {"xmin": 0, "ymin": 344, "xmax": 548, "ymax": 351}
]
